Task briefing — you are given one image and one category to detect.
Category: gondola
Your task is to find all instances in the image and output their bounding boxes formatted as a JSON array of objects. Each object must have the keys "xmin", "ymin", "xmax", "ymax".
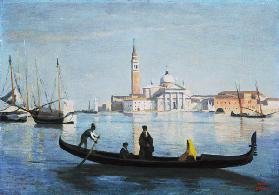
[{"xmin": 59, "ymin": 132, "xmax": 257, "ymax": 169}]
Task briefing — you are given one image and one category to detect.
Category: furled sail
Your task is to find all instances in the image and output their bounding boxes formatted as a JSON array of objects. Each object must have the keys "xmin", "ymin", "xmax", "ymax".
[{"xmin": 0, "ymin": 86, "xmax": 24, "ymax": 106}]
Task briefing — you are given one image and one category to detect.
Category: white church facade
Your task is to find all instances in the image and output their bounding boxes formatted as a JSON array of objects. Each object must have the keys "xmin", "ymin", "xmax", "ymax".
[
  {"xmin": 142, "ymin": 71, "xmax": 192, "ymax": 112},
  {"xmin": 111, "ymin": 39, "xmax": 192, "ymax": 112}
]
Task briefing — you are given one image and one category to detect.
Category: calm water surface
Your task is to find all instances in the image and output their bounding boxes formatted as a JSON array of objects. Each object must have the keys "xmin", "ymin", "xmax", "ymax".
[{"xmin": 0, "ymin": 112, "xmax": 279, "ymax": 194}]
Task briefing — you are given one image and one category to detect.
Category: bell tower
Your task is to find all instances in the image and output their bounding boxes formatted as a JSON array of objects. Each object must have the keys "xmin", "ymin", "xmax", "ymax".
[{"xmin": 131, "ymin": 39, "xmax": 141, "ymax": 96}]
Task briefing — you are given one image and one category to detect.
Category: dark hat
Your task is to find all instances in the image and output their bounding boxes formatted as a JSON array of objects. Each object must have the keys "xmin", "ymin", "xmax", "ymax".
[
  {"xmin": 91, "ymin": 123, "xmax": 96, "ymax": 129},
  {"xmin": 123, "ymin": 142, "xmax": 128, "ymax": 147},
  {"xmin": 142, "ymin": 125, "xmax": 147, "ymax": 130}
]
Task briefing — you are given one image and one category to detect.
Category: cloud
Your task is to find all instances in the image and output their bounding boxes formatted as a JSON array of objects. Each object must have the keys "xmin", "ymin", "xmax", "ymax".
[{"xmin": 4, "ymin": 30, "xmax": 114, "ymax": 43}]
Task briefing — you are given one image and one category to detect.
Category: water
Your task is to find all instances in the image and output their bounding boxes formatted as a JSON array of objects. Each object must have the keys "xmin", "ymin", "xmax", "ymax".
[{"xmin": 0, "ymin": 112, "xmax": 279, "ymax": 194}]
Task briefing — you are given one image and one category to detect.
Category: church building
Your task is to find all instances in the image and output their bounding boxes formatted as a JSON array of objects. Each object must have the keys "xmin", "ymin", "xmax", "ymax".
[
  {"xmin": 111, "ymin": 39, "xmax": 192, "ymax": 112},
  {"xmin": 142, "ymin": 70, "xmax": 192, "ymax": 112}
]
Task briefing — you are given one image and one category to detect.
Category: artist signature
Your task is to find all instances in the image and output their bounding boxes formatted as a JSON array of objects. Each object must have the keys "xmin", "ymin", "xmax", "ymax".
[{"xmin": 256, "ymin": 182, "xmax": 270, "ymax": 192}]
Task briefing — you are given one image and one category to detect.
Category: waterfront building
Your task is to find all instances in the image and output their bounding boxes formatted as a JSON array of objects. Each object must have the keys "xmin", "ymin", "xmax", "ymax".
[
  {"xmin": 111, "ymin": 95, "xmax": 129, "ymax": 111},
  {"xmin": 122, "ymin": 97, "xmax": 154, "ymax": 112},
  {"xmin": 190, "ymin": 95, "xmax": 215, "ymax": 112},
  {"xmin": 262, "ymin": 98, "xmax": 279, "ymax": 113},
  {"xmin": 142, "ymin": 71, "xmax": 192, "ymax": 112},
  {"xmin": 111, "ymin": 39, "xmax": 192, "ymax": 112},
  {"xmin": 98, "ymin": 102, "xmax": 111, "ymax": 112},
  {"xmin": 214, "ymin": 91, "xmax": 266, "ymax": 114},
  {"xmin": 111, "ymin": 39, "xmax": 151, "ymax": 112}
]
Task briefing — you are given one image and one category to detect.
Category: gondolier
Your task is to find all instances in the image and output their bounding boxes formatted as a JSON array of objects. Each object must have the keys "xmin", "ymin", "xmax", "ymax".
[
  {"xmin": 139, "ymin": 125, "xmax": 154, "ymax": 160},
  {"xmin": 78, "ymin": 123, "xmax": 100, "ymax": 149}
]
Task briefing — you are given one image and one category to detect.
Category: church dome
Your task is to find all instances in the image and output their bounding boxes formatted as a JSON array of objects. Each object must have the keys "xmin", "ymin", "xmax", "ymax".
[{"xmin": 160, "ymin": 71, "xmax": 175, "ymax": 84}]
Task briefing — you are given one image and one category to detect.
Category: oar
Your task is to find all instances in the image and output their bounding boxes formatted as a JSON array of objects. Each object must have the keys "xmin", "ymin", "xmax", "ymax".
[{"xmin": 77, "ymin": 140, "xmax": 97, "ymax": 168}]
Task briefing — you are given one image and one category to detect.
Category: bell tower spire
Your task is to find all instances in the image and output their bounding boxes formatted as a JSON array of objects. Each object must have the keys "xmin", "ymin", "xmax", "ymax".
[{"xmin": 131, "ymin": 38, "xmax": 141, "ymax": 96}]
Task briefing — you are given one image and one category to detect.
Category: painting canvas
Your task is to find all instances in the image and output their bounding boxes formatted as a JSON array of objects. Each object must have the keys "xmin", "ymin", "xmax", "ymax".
[{"xmin": 0, "ymin": 0, "xmax": 279, "ymax": 194}]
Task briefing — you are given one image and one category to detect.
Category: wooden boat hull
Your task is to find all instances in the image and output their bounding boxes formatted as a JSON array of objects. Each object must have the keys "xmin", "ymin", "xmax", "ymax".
[
  {"xmin": 82, "ymin": 111, "xmax": 98, "ymax": 114},
  {"xmin": 59, "ymin": 132, "xmax": 257, "ymax": 169},
  {"xmin": 30, "ymin": 111, "xmax": 74, "ymax": 124},
  {"xmin": 0, "ymin": 112, "xmax": 27, "ymax": 122},
  {"xmin": 231, "ymin": 111, "xmax": 269, "ymax": 118}
]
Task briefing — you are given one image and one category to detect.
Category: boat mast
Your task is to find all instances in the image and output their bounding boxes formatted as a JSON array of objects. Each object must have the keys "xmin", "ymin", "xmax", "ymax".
[
  {"xmin": 88, "ymin": 100, "xmax": 90, "ymax": 110},
  {"xmin": 235, "ymin": 83, "xmax": 242, "ymax": 115},
  {"xmin": 25, "ymin": 68, "xmax": 29, "ymax": 111},
  {"xmin": 23, "ymin": 40, "xmax": 29, "ymax": 111},
  {"xmin": 9, "ymin": 55, "xmax": 16, "ymax": 105},
  {"xmin": 35, "ymin": 58, "xmax": 41, "ymax": 111},
  {"xmin": 255, "ymin": 82, "xmax": 263, "ymax": 116},
  {"xmin": 57, "ymin": 58, "xmax": 61, "ymax": 113}
]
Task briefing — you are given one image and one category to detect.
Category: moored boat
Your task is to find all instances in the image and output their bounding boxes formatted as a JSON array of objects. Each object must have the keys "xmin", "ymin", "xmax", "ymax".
[
  {"xmin": 28, "ymin": 58, "xmax": 75, "ymax": 124},
  {"xmin": 81, "ymin": 99, "xmax": 98, "ymax": 114},
  {"xmin": 230, "ymin": 111, "xmax": 275, "ymax": 118},
  {"xmin": 59, "ymin": 132, "xmax": 257, "ymax": 168},
  {"xmin": 30, "ymin": 110, "xmax": 73, "ymax": 124},
  {"xmin": 230, "ymin": 82, "xmax": 276, "ymax": 119},
  {"xmin": 0, "ymin": 110, "xmax": 27, "ymax": 122},
  {"xmin": 0, "ymin": 56, "xmax": 28, "ymax": 122}
]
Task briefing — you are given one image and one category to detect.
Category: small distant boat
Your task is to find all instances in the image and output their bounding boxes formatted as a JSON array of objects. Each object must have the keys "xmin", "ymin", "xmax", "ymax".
[
  {"xmin": 81, "ymin": 99, "xmax": 98, "ymax": 114},
  {"xmin": 207, "ymin": 100, "xmax": 215, "ymax": 112},
  {"xmin": 0, "ymin": 56, "xmax": 27, "ymax": 122},
  {"xmin": 82, "ymin": 110, "xmax": 98, "ymax": 114},
  {"xmin": 59, "ymin": 132, "xmax": 257, "ymax": 169},
  {"xmin": 230, "ymin": 111, "xmax": 272, "ymax": 118}
]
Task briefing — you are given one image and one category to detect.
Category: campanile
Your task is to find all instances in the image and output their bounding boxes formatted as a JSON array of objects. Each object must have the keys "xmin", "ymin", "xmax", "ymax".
[{"xmin": 131, "ymin": 39, "xmax": 141, "ymax": 96}]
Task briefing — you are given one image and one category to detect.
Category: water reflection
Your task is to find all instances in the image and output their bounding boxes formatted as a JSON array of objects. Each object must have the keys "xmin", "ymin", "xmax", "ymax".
[
  {"xmin": 34, "ymin": 124, "xmax": 63, "ymax": 130},
  {"xmin": 124, "ymin": 112, "xmax": 262, "ymax": 156},
  {"xmin": 1, "ymin": 112, "xmax": 279, "ymax": 193},
  {"xmin": 130, "ymin": 113, "xmax": 153, "ymax": 155},
  {"xmin": 54, "ymin": 164, "xmax": 260, "ymax": 192}
]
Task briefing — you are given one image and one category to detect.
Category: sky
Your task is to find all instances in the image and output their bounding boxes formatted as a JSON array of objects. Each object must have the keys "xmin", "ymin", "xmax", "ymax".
[{"xmin": 1, "ymin": 0, "xmax": 279, "ymax": 109}]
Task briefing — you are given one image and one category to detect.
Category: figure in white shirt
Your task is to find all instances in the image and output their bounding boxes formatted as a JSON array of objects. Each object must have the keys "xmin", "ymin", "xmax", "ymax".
[{"xmin": 78, "ymin": 123, "xmax": 100, "ymax": 149}]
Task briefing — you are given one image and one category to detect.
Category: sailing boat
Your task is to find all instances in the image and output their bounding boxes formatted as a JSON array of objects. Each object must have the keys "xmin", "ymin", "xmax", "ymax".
[
  {"xmin": 231, "ymin": 83, "xmax": 275, "ymax": 118},
  {"xmin": 0, "ymin": 56, "xmax": 27, "ymax": 122},
  {"xmin": 207, "ymin": 100, "xmax": 215, "ymax": 112},
  {"xmin": 82, "ymin": 98, "xmax": 98, "ymax": 114},
  {"xmin": 28, "ymin": 58, "xmax": 75, "ymax": 124}
]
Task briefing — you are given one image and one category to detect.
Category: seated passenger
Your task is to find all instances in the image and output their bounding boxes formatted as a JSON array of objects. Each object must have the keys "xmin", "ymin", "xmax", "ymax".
[
  {"xmin": 120, "ymin": 142, "xmax": 130, "ymax": 159},
  {"xmin": 179, "ymin": 139, "xmax": 197, "ymax": 161}
]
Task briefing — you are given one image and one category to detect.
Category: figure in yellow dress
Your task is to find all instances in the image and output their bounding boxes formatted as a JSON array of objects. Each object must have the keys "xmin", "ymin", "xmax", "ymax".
[{"xmin": 179, "ymin": 139, "xmax": 197, "ymax": 161}]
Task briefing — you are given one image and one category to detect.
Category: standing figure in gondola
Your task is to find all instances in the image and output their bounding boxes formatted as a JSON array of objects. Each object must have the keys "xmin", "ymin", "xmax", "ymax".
[
  {"xmin": 78, "ymin": 123, "xmax": 100, "ymax": 149},
  {"xmin": 139, "ymin": 125, "xmax": 154, "ymax": 160}
]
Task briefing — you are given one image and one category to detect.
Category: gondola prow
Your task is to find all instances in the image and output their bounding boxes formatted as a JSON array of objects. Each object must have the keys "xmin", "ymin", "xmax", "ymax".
[{"xmin": 249, "ymin": 131, "xmax": 257, "ymax": 156}]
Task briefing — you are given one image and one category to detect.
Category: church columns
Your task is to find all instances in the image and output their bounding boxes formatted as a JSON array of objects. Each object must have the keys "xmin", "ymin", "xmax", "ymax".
[
  {"xmin": 182, "ymin": 93, "xmax": 184, "ymax": 109},
  {"xmin": 164, "ymin": 93, "xmax": 167, "ymax": 111},
  {"xmin": 170, "ymin": 93, "xmax": 172, "ymax": 110},
  {"xmin": 176, "ymin": 92, "xmax": 179, "ymax": 110}
]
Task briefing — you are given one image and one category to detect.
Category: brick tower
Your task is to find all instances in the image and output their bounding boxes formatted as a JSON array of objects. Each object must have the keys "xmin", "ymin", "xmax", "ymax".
[{"xmin": 131, "ymin": 39, "xmax": 141, "ymax": 96}]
